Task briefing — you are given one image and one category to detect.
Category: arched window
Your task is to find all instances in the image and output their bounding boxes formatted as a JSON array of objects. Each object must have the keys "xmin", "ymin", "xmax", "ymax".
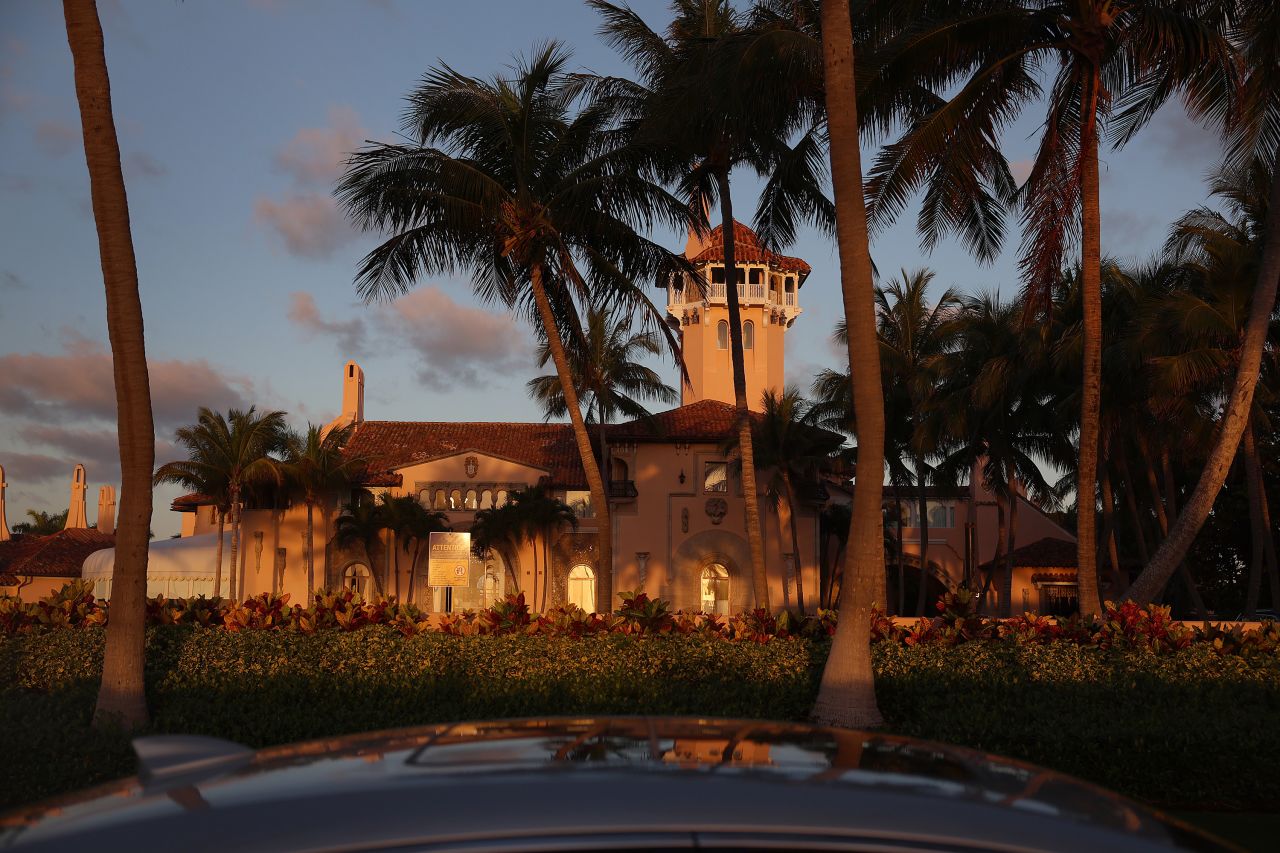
[
  {"xmin": 450, "ymin": 489, "xmax": 462, "ymax": 510},
  {"xmin": 701, "ymin": 563, "xmax": 730, "ymax": 615},
  {"xmin": 568, "ymin": 564, "xmax": 596, "ymax": 613},
  {"xmin": 742, "ymin": 320, "xmax": 754, "ymax": 350},
  {"xmin": 464, "ymin": 489, "xmax": 478, "ymax": 510},
  {"xmin": 717, "ymin": 320, "xmax": 729, "ymax": 350},
  {"xmin": 611, "ymin": 457, "xmax": 629, "ymax": 481},
  {"xmin": 344, "ymin": 564, "xmax": 371, "ymax": 598},
  {"xmin": 433, "ymin": 489, "xmax": 447, "ymax": 510},
  {"xmin": 496, "ymin": 489, "xmax": 509, "ymax": 506},
  {"xmin": 480, "ymin": 489, "xmax": 494, "ymax": 509}
]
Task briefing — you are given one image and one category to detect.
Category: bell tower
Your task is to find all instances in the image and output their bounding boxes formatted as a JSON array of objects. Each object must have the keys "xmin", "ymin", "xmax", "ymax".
[{"xmin": 663, "ymin": 221, "xmax": 809, "ymax": 410}]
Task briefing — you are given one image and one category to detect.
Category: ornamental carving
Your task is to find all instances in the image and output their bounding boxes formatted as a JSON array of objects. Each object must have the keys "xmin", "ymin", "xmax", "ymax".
[
  {"xmin": 464, "ymin": 455, "xmax": 479, "ymax": 478},
  {"xmin": 681, "ymin": 507, "xmax": 689, "ymax": 533},
  {"xmin": 705, "ymin": 498, "xmax": 728, "ymax": 525}
]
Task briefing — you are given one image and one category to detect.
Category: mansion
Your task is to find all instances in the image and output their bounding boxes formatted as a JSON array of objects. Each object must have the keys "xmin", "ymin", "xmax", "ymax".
[{"xmin": 2, "ymin": 223, "xmax": 1080, "ymax": 615}]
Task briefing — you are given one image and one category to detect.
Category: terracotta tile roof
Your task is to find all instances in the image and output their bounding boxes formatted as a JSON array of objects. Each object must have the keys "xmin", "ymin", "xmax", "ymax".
[
  {"xmin": 608, "ymin": 399, "xmax": 757, "ymax": 443},
  {"xmin": 343, "ymin": 421, "xmax": 589, "ymax": 489},
  {"xmin": 687, "ymin": 221, "xmax": 811, "ymax": 276},
  {"xmin": 170, "ymin": 493, "xmax": 213, "ymax": 512},
  {"xmin": 979, "ymin": 537, "xmax": 1078, "ymax": 572},
  {"xmin": 0, "ymin": 572, "xmax": 17, "ymax": 586},
  {"xmin": 0, "ymin": 528, "xmax": 115, "ymax": 579}
]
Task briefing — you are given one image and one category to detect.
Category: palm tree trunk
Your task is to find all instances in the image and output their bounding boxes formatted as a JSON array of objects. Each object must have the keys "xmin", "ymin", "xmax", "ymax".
[
  {"xmin": 305, "ymin": 500, "xmax": 315, "ymax": 600},
  {"xmin": 528, "ymin": 263, "xmax": 613, "ymax": 612},
  {"xmin": 228, "ymin": 490, "xmax": 241, "ymax": 601},
  {"xmin": 989, "ymin": 494, "xmax": 1007, "ymax": 615},
  {"xmin": 1002, "ymin": 491, "xmax": 1018, "ymax": 617},
  {"xmin": 782, "ymin": 471, "xmax": 805, "ymax": 612},
  {"xmin": 1130, "ymin": 162, "xmax": 1280, "ymax": 604},
  {"xmin": 1244, "ymin": 422, "xmax": 1266, "ymax": 617},
  {"xmin": 1158, "ymin": 450, "xmax": 1207, "ymax": 618},
  {"xmin": 1099, "ymin": 463, "xmax": 1122, "ymax": 595},
  {"xmin": 892, "ymin": 483, "xmax": 904, "ymax": 615},
  {"xmin": 811, "ymin": 0, "xmax": 883, "ymax": 729},
  {"xmin": 1116, "ymin": 450, "xmax": 1152, "ymax": 563},
  {"xmin": 915, "ymin": 474, "xmax": 930, "ymax": 616},
  {"xmin": 214, "ymin": 510, "xmax": 225, "ymax": 598},
  {"xmin": 713, "ymin": 169, "xmax": 770, "ymax": 612},
  {"xmin": 1075, "ymin": 71, "xmax": 1104, "ymax": 620},
  {"xmin": 66, "ymin": 0, "xmax": 154, "ymax": 731}
]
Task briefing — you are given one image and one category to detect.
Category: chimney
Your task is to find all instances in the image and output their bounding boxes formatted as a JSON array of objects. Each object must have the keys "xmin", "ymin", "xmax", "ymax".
[
  {"xmin": 342, "ymin": 361, "xmax": 365, "ymax": 426},
  {"xmin": 97, "ymin": 485, "xmax": 117, "ymax": 536},
  {"xmin": 65, "ymin": 464, "xmax": 89, "ymax": 529},
  {"xmin": 0, "ymin": 463, "xmax": 9, "ymax": 542},
  {"xmin": 684, "ymin": 196, "xmax": 712, "ymax": 260}
]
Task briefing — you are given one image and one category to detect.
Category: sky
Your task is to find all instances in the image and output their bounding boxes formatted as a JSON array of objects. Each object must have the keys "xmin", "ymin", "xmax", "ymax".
[{"xmin": 0, "ymin": 0, "xmax": 1227, "ymax": 536}]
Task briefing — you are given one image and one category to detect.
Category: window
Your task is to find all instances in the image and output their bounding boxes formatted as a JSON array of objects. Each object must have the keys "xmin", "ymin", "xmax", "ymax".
[
  {"xmin": 742, "ymin": 320, "xmax": 754, "ymax": 350},
  {"xmin": 344, "ymin": 564, "xmax": 371, "ymax": 598},
  {"xmin": 716, "ymin": 320, "xmax": 729, "ymax": 350},
  {"xmin": 701, "ymin": 563, "xmax": 730, "ymax": 615},
  {"xmin": 480, "ymin": 489, "xmax": 494, "ymax": 509},
  {"xmin": 450, "ymin": 489, "xmax": 462, "ymax": 510},
  {"xmin": 464, "ymin": 489, "xmax": 478, "ymax": 510},
  {"xmin": 703, "ymin": 461, "xmax": 728, "ymax": 493},
  {"xmin": 1037, "ymin": 583, "xmax": 1079, "ymax": 617},
  {"xmin": 611, "ymin": 457, "xmax": 629, "ymax": 481},
  {"xmin": 568, "ymin": 564, "xmax": 596, "ymax": 613},
  {"xmin": 496, "ymin": 489, "xmax": 509, "ymax": 506},
  {"xmin": 565, "ymin": 490, "xmax": 595, "ymax": 518},
  {"xmin": 433, "ymin": 489, "xmax": 447, "ymax": 510},
  {"xmin": 903, "ymin": 500, "xmax": 956, "ymax": 529},
  {"xmin": 748, "ymin": 268, "xmax": 762, "ymax": 284},
  {"xmin": 711, "ymin": 266, "xmax": 725, "ymax": 284}
]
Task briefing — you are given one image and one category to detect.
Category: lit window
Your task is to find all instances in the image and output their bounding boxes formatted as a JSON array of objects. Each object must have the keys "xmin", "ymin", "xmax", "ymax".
[
  {"xmin": 480, "ymin": 489, "xmax": 494, "ymax": 509},
  {"xmin": 717, "ymin": 320, "xmax": 729, "ymax": 350},
  {"xmin": 743, "ymin": 320, "xmax": 754, "ymax": 350},
  {"xmin": 565, "ymin": 490, "xmax": 594, "ymax": 518},
  {"xmin": 450, "ymin": 489, "xmax": 462, "ymax": 510},
  {"xmin": 703, "ymin": 462, "xmax": 728, "ymax": 493},
  {"xmin": 344, "ymin": 564, "xmax": 371, "ymax": 598},
  {"xmin": 433, "ymin": 490, "xmax": 447, "ymax": 510},
  {"xmin": 464, "ymin": 489, "xmax": 478, "ymax": 510},
  {"xmin": 701, "ymin": 563, "xmax": 730, "ymax": 615},
  {"xmin": 496, "ymin": 489, "xmax": 509, "ymax": 506},
  {"xmin": 568, "ymin": 564, "xmax": 596, "ymax": 613}
]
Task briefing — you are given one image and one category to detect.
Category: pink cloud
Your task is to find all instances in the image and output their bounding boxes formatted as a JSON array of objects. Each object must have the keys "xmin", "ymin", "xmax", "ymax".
[
  {"xmin": 287, "ymin": 292, "xmax": 367, "ymax": 355},
  {"xmin": 375, "ymin": 287, "xmax": 529, "ymax": 390},
  {"xmin": 254, "ymin": 193, "xmax": 354, "ymax": 258},
  {"xmin": 275, "ymin": 105, "xmax": 367, "ymax": 184},
  {"xmin": 123, "ymin": 151, "xmax": 167, "ymax": 179},
  {"xmin": 35, "ymin": 120, "xmax": 78, "ymax": 158},
  {"xmin": 1009, "ymin": 159, "xmax": 1034, "ymax": 187}
]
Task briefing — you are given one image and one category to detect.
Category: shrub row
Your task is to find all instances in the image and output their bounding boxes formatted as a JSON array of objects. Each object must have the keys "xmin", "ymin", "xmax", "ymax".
[
  {"xmin": 6, "ymin": 583, "xmax": 1280, "ymax": 657},
  {"xmin": 3, "ymin": 623, "xmax": 1279, "ymax": 814}
]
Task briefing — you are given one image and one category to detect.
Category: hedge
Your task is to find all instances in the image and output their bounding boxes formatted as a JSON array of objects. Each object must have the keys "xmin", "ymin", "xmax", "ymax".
[{"xmin": 3, "ymin": 626, "xmax": 1278, "ymax": 814}]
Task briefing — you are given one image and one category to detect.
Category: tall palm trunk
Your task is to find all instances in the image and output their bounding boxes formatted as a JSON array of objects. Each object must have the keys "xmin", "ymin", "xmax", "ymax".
[
  {"xmin": 305, "ymin": 499, "xmax": 316, "ymax": 600},
  {"xmin": 988, "ymin": 494, "xmax": 1007, "ymax": 615},
  {"xmin": 1099, "ymin": 462, "xmax": 1122, "ymax": 593},
  {"xmin": 213, "ymin": 509, "xmax": 225, "ymax": 598},
  {"xmin": 781, "ymin": 471, "xmax": 805, "ymax": 612},
  {"xmin": 915, "ymin": 474, "xmax": 930, "ymax": 616},
  {"xmin": 1243, "ymin": 423, "xmax": 1267, "ymax": 616},
  {"xmin": 714, "ymin": 170, "xmax": 770, "ymax": 612},
  {"xmin": 1117, "ymin": 450, "xmax": 1152, "ymax": 563},
  {"xmin": 1002, "ymin": 491, "xmax": 1019, "ymax": 616},
  {"xmin": 892, "ymin": 483, "xmax": 905, "ymax": 615},
  {"xmin": 1131, "ymin": 165, "xmax": 1280, "ymax": 604},
  {"xmin": 228, "ymin": 489, "xmax": 242, "ymax": 601},
  {"xmin": 1075, "ymin": 71, "xmax": 1104, "ymax": 620},
  {"xmin": 66, "ymin": 0, "xmax": 154, "ymax": 730},
  {"xmin": 811, "ymin": 0, "xmax": 883, "ymax": 729},
  {"xmin": 529, "ymin": 263, "xmax": 613, "ymax": 611},
  {"xmin": 1149, "ymin": 445, "xmax": 1207, "ymax": 616}
]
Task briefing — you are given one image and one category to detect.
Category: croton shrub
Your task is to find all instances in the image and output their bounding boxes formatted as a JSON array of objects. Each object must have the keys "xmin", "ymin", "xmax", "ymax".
[{"xmin": 4, "ymin": 582, "xmax": 1278, "ymax": 657}]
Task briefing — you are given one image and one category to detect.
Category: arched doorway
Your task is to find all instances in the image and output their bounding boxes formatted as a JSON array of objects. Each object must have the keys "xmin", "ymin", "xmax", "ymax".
[
  {"xmin": 701, "ymin": 563, "xmax": 730, "ymax": 615},
  {"xmin": 567, "ymin": 564, "xmax": 596, "ymax": 613}
]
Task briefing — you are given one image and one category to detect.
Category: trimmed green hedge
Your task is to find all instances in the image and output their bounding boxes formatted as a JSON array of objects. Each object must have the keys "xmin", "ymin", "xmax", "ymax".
[{"xmin": 3, "ymin": 628, "xmax": 1278, "ymax": 813}]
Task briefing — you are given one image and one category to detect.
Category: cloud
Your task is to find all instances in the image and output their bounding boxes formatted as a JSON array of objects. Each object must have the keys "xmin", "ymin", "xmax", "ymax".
[
  {"xmin": 35, "ymin": 120, "xmax": 78, "ymax": 158},
  {"xmin": 287, "ymin": 292, "xmax": 368, "ymax": 356},
  {"xmin": 0, "ymin": 331, "xmax": 254, "ymax": 430},
  {"xmin": 123, "ymin": 151, "xmax": 167, "ymax": 180},
  {"xmin": 375, "ymin": 287, "xmax": 529, "ymax": 390},
  {"xmin": 1102, "ymin": 208, "xmax": 1161, "ymax": 251},
  {"xmin": 1, "ymin": 453, "xmax": 67, "ymax": 484},
  {"xmin": 275, "ymin": 105, "xmax": 367, "ymax": 184},
  {"xmin": 254, "ymin": 193, "xmax": 354, "ymax": 258},
  {"xmin": 1009, "ymin": 159, "xmax": 1034, "ymax": 187},
  {"xmin": 1, "ymin": 270, "xmax": 23, "ymax": 291},
  {"xmin": 1143, "ymin": 106, "xmax": 1223, "ymax": 168}
]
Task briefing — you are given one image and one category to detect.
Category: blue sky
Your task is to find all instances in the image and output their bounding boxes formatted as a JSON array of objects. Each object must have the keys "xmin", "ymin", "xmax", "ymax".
[{"xmin": 0, "ymin": 0, "xmax": 1226, "ymax": 535}]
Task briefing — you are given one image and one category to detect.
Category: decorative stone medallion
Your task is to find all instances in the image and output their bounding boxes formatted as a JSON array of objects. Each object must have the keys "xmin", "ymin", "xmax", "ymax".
[
  {"xmin": 464, "ymin": 455, "xmax": 479, "ymax": 478},
  {"xmin": 705, "ymin": 498, "xmax": 728, "ymax": 525}
]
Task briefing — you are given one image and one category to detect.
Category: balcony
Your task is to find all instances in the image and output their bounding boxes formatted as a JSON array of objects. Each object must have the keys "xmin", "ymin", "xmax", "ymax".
[{"xmin": 607, "ymin": 480, "xmax": 638, "ymax": 501}]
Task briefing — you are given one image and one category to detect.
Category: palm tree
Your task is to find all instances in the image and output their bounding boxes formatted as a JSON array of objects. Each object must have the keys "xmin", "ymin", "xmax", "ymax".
[
  {"xmin": 11, "ymin": 509, "xmax": 71, "ymax": 536},
  {"xmin": 471, "ymin": 498, "xmax": 526, "ymax": 597},
  {"xmin": 729, "ymin": 386, "xmax": 843, "ymax": 612},
  {"xmin": 590, "ymin": 0, "xmax": 837, "ymax": 613},
  {"xmin": 156, "ymin": 407, "xmax": 286, "ymax": 601},
  {"xmin": 62, "ymin": 0, "xmax": 156, "ymax": 729},
  {"xmin": 809, "ymin": 0, "xmax": 887, "ymax": 730},
  {"xmin": 334, "ymin": 496, "xmax": 387, "ymax": 597},
  {"xmin": 527, "ymin": 302, "xmax": 678, "ymax": 508},
  {"xmin": 487, "ymin": 486, "xmax": 577, "ymax": 612},
  {"xmin": 392, "ymin": 498, "xmax": 450, "ymax": 605},
  {"xmin": 280, "ymin": 423, "xmax": 365, "ymax": 600},
  {"xmin": 336, "ymin": 44, "xmax": 684, "ymax": 617},
  {"xmin": 867, "ymin": 0, "xmax": 1235, "ymax": 618}
]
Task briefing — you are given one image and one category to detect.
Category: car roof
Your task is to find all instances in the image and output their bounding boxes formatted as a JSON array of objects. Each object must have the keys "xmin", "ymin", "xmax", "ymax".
[{"xmin": 1, "ymin": 717, "xmax": 1228, "ymax": 852}]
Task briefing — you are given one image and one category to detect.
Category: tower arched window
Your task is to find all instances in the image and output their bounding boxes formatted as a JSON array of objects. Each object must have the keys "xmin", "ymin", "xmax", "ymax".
[
  {"xmin": 716, "ymin": 320, "xmax": 729, "ymax": 350},
  {"xmin": 701, "ymin": 563, "xmax": 730, "ymax": 615},
  {"xmin": 742, "ymin": 320, "xmax": 754, "ymax": 350}
]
